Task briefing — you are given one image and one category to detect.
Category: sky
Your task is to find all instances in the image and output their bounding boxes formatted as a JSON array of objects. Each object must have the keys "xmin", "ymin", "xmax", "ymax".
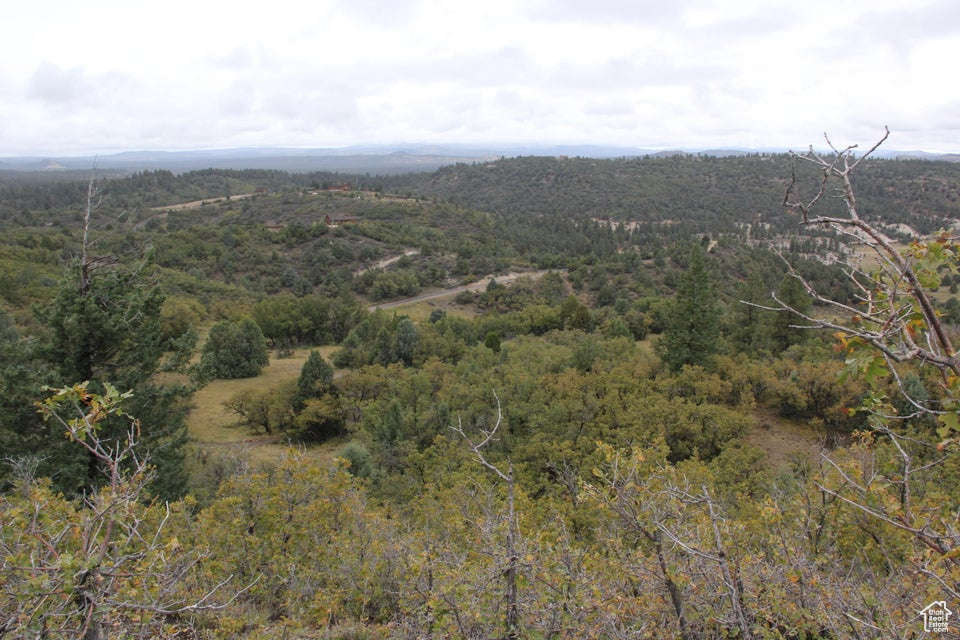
[{"xmin": 2, "ymin": 0, "xmax": 959, "ymax": 156}]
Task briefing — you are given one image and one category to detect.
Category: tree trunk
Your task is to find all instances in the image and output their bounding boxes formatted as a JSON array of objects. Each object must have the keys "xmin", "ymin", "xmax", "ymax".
[{"xmin": 653, "ymin": 530, "xmax": 693, "ymax": 640}]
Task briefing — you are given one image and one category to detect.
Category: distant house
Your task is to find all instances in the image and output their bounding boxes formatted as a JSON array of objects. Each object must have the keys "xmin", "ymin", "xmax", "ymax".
[
  {"xmin": 323, "ymin": 183, "xmax": 352, "ymax": 192},
  {"xmin": 254, "ymin": 187, "xmax": 267, "ymax": 194},
  {"xmin": 325, "ymin": 213, "xmax": 357, "ymax": 226}
]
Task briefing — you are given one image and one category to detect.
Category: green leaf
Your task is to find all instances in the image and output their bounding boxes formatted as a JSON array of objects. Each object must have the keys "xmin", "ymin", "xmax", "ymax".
[{"xmin": 937, "ymin": 411, "xmax": 959, "ymax": 436}]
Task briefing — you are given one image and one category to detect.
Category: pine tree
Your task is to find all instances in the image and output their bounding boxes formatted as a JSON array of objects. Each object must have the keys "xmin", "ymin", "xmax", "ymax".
[
  {"xmin": 729, "ymin": 272, "xmax": 774, "ymax": 354},
  {"xmin": 769, "ymin": 274, "xmax": 811, "ymax": 352},
  {"xmin": 297, "ymin": 350, "xmax": 334, "ymax": 408},
  {"xmin": 0, "ymin": 312, "xmax": 66, "ymax": 491},
  {"xmin": 395, "ymin": 317, "xmax": 418, "ymax": 366},
  {"xmin": 40, "ymin": 253, "xmax": 191, "ymax": 499},
  {"xmin": 657, "ymin": 245, "xmax": 722, "ymax": 371}
]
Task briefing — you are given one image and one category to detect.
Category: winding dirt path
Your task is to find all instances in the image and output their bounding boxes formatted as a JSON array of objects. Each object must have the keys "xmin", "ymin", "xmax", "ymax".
[
  {"xmin": 354, "ymin": 250, "xmax": 421, "ymax": 276},
  {"xmin": 367, "ymin": 270, "xmax": 552, "ymax": 311},
  {"xmin": 152, "ymin": 193, "xmax": 256, "ymax": 211}
]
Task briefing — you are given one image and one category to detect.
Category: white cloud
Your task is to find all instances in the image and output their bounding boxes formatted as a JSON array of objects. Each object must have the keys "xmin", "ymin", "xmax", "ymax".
[{"xmin": 1, "ymin": 0, "xmax": 958, "ymax": 155}]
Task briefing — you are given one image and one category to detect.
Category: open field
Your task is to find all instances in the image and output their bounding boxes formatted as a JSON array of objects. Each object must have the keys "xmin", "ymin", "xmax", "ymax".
[
  {"xmin": 184, "ymin": 345, "xmax": 340, "ymax": 464},
  {"xmin": 370, "ymin": 294, "xmax": 477, "ymax": 322}
]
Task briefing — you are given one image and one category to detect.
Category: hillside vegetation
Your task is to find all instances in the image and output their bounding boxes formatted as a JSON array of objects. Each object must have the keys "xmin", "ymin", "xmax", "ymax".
[{"xmin": 0, "ymin": 149, "xmax": 958, "ymax": 639}]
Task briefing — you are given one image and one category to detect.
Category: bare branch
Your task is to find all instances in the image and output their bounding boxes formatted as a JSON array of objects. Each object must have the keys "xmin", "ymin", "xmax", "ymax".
[
  {"xmin": 450, "ymin": 391, "xmax": 520, "ymax": 638},
  {"xmin": 780, "ymin": 129, "xmax": 957, "ymax": 379},
  {"xmin": 451, "ymin": 390, "xmax": 511, "ymax": 483}
]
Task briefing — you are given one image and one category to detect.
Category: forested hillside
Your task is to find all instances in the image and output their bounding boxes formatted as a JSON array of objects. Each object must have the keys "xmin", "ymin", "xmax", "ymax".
[
  {"xmin": 1, "ymin": 147, "xmax": 958, "ymax": 639},
  {"xmin": 384, "ymin": 153, "xmax": 960, "ymax": 235}
]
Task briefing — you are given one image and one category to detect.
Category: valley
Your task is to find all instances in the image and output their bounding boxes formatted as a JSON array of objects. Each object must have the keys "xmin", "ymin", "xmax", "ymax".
[{"xmin": 0, "ymin": 148, "xmax": 957, "ymax": 639}]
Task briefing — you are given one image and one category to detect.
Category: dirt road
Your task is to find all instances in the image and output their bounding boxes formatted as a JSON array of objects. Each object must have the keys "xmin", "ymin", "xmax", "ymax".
[
  {"xmin": 354, "ymin": 250, "xmax": 421, "ymax": 276},
  {"xmin": 368, "ymin": 270, "xmax": 551, "ymax": 311},
  {"xmin": 152, "ymin": 193, "xmax": 256, "ymax": 211}
]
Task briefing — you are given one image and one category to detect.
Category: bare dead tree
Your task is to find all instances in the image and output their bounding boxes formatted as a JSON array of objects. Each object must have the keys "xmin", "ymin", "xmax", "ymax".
[
  {"xmin": 589, "ymin": 444, "xmax": 758, "ymax": 639},
  {"xmin": 760, "ymin": 129, "xmax": 960, "ymax": 604},
  {"xmin": 657, "ymin": 482, "xmax": 753, "ymax": 640},
  {"xmin": 77, "ymin": 169, "xmax": 143, "ymax": 296},
  {"xmin": 451, "ymin": 391, "xmax": 521, "ymax": 640},
  {"xmin": 778, "ymin": 127, "xmax": 958, "ymax": 384},
  {"xmin": 593, "ymin": 450, "xmax": 694, "ymax": 640}
]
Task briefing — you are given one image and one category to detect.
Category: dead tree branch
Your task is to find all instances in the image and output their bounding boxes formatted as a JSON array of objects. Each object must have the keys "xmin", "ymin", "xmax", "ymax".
[
  {"xmin": 451, "ymin": 391, "xmax": 521, "ymax": 639},
  {"xmin": 780, "ymin": 127, "xmax": 958, "ymax": 379}
]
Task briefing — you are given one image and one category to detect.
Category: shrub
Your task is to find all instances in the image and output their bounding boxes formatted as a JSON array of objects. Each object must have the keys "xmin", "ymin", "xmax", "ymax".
[{"xmin": 199, "ymin": 317, "xmax": 269, "ymax": 379}]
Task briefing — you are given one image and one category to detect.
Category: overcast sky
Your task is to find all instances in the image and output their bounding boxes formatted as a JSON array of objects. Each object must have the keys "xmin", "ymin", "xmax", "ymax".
[{"xmin": 3, "ymin": 0, "xmax": 958, "ymax": 156}]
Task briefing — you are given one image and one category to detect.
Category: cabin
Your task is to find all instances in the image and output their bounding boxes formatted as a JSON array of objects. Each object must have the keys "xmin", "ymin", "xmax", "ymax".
[{"xmin": 325, "ymin": 213, "xmax": 357, "ymax": 226}]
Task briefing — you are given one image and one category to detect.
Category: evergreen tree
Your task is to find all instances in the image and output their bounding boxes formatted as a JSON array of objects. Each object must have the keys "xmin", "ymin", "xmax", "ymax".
[
  {"xmin": 296, "ymin": 350, "xmax": 334, "ymax": 408},
  {"xmin": 394, "ymin": 317, "xmax": 418, "ymax": 366},
  {"xmin": 375, "ymin": 326, "xmax": 394, "ymax": 366},
  {"xmin": 657, "ymin": 245, "xmax": 722, "ymax": 371},
  {"xmin": 39, "ymin": 256, "xmax": 191, "ymax": 499},
  {"xmin": 292, "ymin": 349, "xmax": 341, "ymax": 440},
  {"xmin": 199, "ymin": 318, "xmax": 269, "ymax": 379},
  {"xmin": 0, "ymin": 313, "xmax": 68, "ymax": 491},
  {"xmin": 769, "ymin": 274, "xmax": 812, "ymax": 352},
  {"xmin": 43, "ymin": 257, "xmax": 165, "ymax": 388},
  {"xmin": 728, "ymin": 272, "xmax": 774, "ymax": 354}
]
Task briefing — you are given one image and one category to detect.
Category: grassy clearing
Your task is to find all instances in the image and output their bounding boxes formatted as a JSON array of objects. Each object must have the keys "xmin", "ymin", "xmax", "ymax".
[
  {"xmin": 746, "ymin": 409, "xmax": 824, "ymax": 471},
  {"xmin": 185, "ymin": 345, "xmax": 340, "ymax": 451},
  {"xmin": 380, "ymin": 296, "xmax": 477, "ymax": 322}
]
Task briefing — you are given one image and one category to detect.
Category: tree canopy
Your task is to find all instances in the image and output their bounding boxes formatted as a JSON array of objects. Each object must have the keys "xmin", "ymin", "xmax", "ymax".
[{"xmin": 657, "ymin": 244, "xmax": 722, "ymax": 371}]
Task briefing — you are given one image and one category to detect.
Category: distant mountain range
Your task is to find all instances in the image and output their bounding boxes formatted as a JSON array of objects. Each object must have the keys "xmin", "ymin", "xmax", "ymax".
[{"xmin": 1, "ymin": 144, "xmax": 957, "ymax": 175}]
